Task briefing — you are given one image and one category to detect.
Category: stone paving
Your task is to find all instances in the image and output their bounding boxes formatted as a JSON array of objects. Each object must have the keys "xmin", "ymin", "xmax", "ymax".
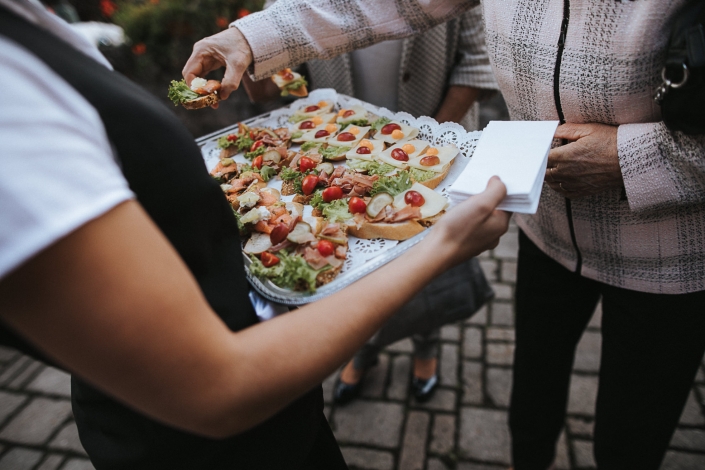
[{"xmin": 0, "ymin": 222, "xmax": 704, "ymax": 470}]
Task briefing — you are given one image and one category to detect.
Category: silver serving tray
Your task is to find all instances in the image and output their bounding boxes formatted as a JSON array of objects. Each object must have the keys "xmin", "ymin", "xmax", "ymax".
[{"xmin": 197, "ymin": 89, "xmax": 481, "ymax": 305}]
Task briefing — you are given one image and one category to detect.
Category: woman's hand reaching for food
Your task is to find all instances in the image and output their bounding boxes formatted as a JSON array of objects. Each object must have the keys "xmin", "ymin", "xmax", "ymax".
[
  {"xmin": 183, "ymin": 27, "xmax": 253, "ymax": 101},
  {"xmin": 545, "ymin": 123, "xmax": 624, "ymax": 198}
]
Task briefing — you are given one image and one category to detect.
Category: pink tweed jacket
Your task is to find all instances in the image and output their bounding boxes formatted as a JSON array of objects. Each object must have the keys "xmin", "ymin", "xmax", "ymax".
[{"xmin": 236, "ymin": 0, "xmax": 705, "ymax": 294}]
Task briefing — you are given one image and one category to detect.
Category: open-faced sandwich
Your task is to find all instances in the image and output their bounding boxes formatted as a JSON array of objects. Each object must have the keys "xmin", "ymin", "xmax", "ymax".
[
  {"xmin": 271, "ymin": 68, "xmax": 308, "ymax": 97},
  {"xmin": 168, "ymin": 78, "xmax": 220, "ymax": 109}
]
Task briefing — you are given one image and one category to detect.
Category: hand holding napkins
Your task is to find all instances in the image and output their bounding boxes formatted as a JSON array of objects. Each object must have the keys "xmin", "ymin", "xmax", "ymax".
[{"xmin": 449, "ymin": 121, "xmax": 559, "ymax": 214}]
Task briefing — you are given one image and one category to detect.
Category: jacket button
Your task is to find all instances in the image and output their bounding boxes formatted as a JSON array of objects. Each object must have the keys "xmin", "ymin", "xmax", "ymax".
[{"xmin": 402, "ymin": 72, "xmax": 411, "ymax": 82}]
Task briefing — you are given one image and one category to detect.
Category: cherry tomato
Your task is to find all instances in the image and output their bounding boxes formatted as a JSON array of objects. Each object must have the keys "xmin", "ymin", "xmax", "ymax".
[
  {"xmin": 391, "ymin": 148, "xmax": 409, "ymax": 161},
  {"xmin": 226, "ymin": 134, "xmax": 236, "ymax": 142},
  {"xmin": 252, "ymin": 155, "xmax": 263, "ymax": 169},
  {"xmin": 322, "ymin": 186, "xmax": 344, "ymax": 202},
  {"xmin": 317, "ymin": 239, "xmax": 335, "ymax": 257},
  {"xmin": 299, "ymin": 120, "xmax": 316, "ymax": 130},
  {"xmin": 348, "ymin": 196, "xmax": 367, "ymax": 214},
  {"xmin": 336, "ymin": 132, "xmax": 356, "ymax": 142},
  {"xmin": 270, "ymin": 223, "xmax": 290, "ymax": 245},
  {"xmin": 314, "ymin": 130, "xmax": 330, "ymax": 139},
  {"xmin": 249, "ymin": 130, "xmax": 256, "ymax": 140},
  {"xmin": 302, "ymin": 174, "xmax": 319, "ymax": 195},
  {"xmin": 282, "ymin": 72, "xmax": 295, "ymax": 80},
  {"xmin": 356, "ymin": 146, "xmax": 372, "ymax": 155},
  {"xmin": 381, "ymin": 123, "xmax": 402, "ymax": 135},
  {"xmin": 342, "ymin": 109, "xmax": 356, "ymax": 118},
  {"xmin": 305, "ymin": 105, "xmax": 320, "ymax": 112},
  {"xmin": 404, "ymin": 190, "xmax": 425, "ymax": 207},
  {"xmin": 250, "ymin": 140, "xmax": 264, "ymax": 152},
  {"xmin": 261, "ymin": 252, "xmax": 280, "ymax": 267},
  {"xmin": 299, "ymin": 156, "xmax": 316, "ymax": 172},
  {"xmin": 420, "ymin": 155, "xmax": 441, "ymax": 166}
]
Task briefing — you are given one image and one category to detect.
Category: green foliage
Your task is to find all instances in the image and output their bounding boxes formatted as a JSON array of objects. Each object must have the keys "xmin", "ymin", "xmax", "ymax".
[
  {"xmin": 371, "ymin": 170, "xmax": 412, "ymax": 197},
  {"xmin": 249, "ymin": 251, "xmax": 322, "ymax": 292},
  {"xmin": 409, "ymin": 167, "xmax": 436, "ymax": 182},
  {"xmin": 280, "ymin": 76, "xmax": 308, "ymax": 96},
  {"xmin": 167, "ymin": 79, "xmax": 198, "ymax": 105},
  {"xmin": 321, "ymin": 199, "xmax": 353, "ymax": 223},
  {"xmin": 339, "ymin": 119, "xmax": 370, "ymax": 131},
  {"xmin": 319, "ymin": 145, "xmax": 351, "ymax": 160},
  {"xmin": 347, "ymin": 159, "xmax": 395, "ymax": 176}
]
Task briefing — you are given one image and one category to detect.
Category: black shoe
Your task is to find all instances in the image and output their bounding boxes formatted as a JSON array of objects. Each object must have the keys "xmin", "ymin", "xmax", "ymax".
[
  {"xmin": 411, "ymin": 374, "xmax": 438, "ymax": 402},
  {"xmin": 333, "ymin": 375, "xmax": 364, "ymax": 405}
]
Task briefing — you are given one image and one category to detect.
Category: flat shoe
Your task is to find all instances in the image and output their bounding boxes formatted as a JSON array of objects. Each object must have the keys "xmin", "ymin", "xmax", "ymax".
[
  {"xmin": 411, "ymin": 374, "xmax": 438, "ymax": 402},
  {"xmin": 333, "ymin": 375, "xmax": 364, "ymax": 405}
]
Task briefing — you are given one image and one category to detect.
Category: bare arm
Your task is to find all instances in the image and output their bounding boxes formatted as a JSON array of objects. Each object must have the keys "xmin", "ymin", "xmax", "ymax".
[
  {"xmin": 0, "ymin": 179, "xmax": 508, "ymax": 439},
  {"xmin": 434, "ymin": 85, "xmax": 481, "ymax": 124}
]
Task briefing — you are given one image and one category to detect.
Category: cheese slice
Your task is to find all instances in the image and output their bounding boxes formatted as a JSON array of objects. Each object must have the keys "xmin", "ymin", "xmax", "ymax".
[
  {"xmin": 372, "ymin": 121, "xmax": 419, "ymax": 144},
  {"xmin": 336, "ymin": 105, "xmax": 369, "ymax": 124},
  {"xmin": 291, "ymin": 113, "xmax": 338, "ymax": 142},
  {"xmin": 326, "ymin": 126, "xmax": 371, "ymax": 148},
  {"xmin": 290, "ymin": 101, "xmax": 335, "ymax": 120},
  {"xmin": 297, "ymin": 124, "xmax": 342, "ymax": 143},
  {"xmin": 344, "ymin": 140, "xmax": 382, "ymax": 161},
  {"xmin": 272, "ymin": 70, "xmax": 304, "ymax": 88},
  {"xmin": 377, "ymin": 139, "xmax": 430, "ymax": 168},
  {"xmin": 393, "ymin": 183, "xmax": 449, "ymax": 219},
  {"xmin": 407, "ymin": 145, "xmax": 459, "ymax": 173}
]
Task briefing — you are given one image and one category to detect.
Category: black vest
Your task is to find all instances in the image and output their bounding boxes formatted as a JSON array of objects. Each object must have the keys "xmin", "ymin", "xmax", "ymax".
[{"xmin": 0, "ymin": 8, "xmax": 321, "ymax": 469}]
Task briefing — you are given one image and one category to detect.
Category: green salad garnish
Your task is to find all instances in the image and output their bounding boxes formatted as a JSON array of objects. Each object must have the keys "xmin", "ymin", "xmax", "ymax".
[{"xmin": 168, "ymin": 79, "xmax": 199, "ymax": 106}]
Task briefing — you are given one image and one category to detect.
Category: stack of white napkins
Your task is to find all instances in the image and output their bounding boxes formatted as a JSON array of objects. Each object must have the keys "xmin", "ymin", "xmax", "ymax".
[{"xmin": 449, "ymin": 120, "xmax": 559, "ymax": 214}]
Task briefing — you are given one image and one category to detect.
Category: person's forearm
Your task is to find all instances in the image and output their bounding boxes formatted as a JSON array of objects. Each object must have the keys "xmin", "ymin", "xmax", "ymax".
[{"xmin": 434, "ymin": 86, "xmax": 481, "ymax": 124}]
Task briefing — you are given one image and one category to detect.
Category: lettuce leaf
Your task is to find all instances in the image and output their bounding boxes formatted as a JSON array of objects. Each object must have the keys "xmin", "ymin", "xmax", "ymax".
[
  {"xmin": 370, "ymin": 170, "xmax": 412, "ymax": 197},
  {"xmin": 245, "ymin": 145, "xmax": 266, "ymax": 161},
  {"xmin": 409, "ymin": 167, "xmax": 436, "ymax": 183},
  {"xmin": 340, "ymin": 119, "xmax": 370, "ymax": 131},
  {"xmin": 300, "ymin": 141, "xmax": 319, "ymax": 152},
  {"xmin": 322, "ymin": 198, "xmax": 353, "ymax": 223},
  {"xmin": 347, "ymin": 159, "xmax": 395, "ymax": 176},
  {"xmin": 291, "ymin": 130, "xmax": 304, "ymax": 140},
  {"xmin": 168, "ymin": 79, "xmax": 199, "ymax": 106},
  {"xmin": 320, "ymin": 145, "xmax": 351, "ymax": 160},
  {"xmin": 371, "ymin": 117, "xmax": 392, "ymax": 132},
  {"xmin": 288, "ymin": 114, "xmax": 309, "ymax": 123},
  {"xmin": 280, "ymin": 77, "xmax": 308, "ymax": 96},
  {"xmin": 249, "ymin": 251, "xmax": 323, "ymax": 292}
]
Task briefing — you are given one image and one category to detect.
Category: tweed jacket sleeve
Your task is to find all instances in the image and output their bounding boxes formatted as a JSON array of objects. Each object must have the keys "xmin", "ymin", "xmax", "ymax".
[
  {"xmin": 235, "ymin": 0, "xmax": 478, "ymax": 80},
  {"xmin": 448, "ymin": 7, "xmax": 497, "ymax": 91},
  {"xmin": 618, "ymin": 123, "xmax": 705, "ymax": 213}
]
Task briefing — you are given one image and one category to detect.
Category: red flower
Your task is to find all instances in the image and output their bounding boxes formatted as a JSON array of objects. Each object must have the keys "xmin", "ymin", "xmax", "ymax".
[
  {"xmin": 216, "ymin": 16, "xmax": 229, "ymax": 29},
  {"xmin": 100, "ymin": 0, "xmax": 117, "ymax": 18},
  {"xmin": 132, "ymin": 43, "xmax": 147, "ymax": 55},
  {"xmin": 237, "ymin": 8, "xmax": 250, "ymax": 19},
  {"xmin": 149, "ymin": 0, "xmax": 160, "ymax": 4}
]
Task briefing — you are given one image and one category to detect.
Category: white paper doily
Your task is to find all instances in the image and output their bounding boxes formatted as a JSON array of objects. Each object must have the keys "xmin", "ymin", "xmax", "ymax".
[{"xmin": 197, "ymin": 89, "xmax": 482, "ymax": 305}]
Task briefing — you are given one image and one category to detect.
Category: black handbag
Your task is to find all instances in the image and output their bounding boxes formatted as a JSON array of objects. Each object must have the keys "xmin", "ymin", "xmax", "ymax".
[{"xmin": 654, "ymin": 0, "xmax": 705, "ymax": 135}]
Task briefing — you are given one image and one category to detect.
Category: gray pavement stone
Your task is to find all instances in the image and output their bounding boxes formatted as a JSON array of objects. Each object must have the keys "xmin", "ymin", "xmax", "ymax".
[
  {"xmin": 490, "ymin": 283, "xmax": 512, "ymax": 301},
  {"xmin": 486, "ymin": 367, "xmax": 512, "ymax": 408},
  {"xmin": 500, "ymin": 261, "xmax": 517, "ymax": 283},
  {"xmin": 49, "ymin": 422, "xmax": 86, "ymax": 455},
  {"xmin": 466, "ymin": 306, "xmax": 487, "ymax": 326},
  {"xmin": 440, "ymin": 325, "xmax": 461, "ymax": 342},
  {"xmin": 477, "ymin": 249, "xmax": 491, "ymax": 260},
  {"xmin": 440, "ymin": 344, "xmax": 459, "ymax": 387},
  {"xmin": 398, "ymin": 411, "xmax": 429, "ymax": 470},
  {"xmin": 669, "ymin": 428, "xmax": 705, "ymax": 451},
  {"xmin": 456, "ymin": 464, "xmax": 505, "ymax": 470},
  {"xmin": 0, "ymin": 390, "xmax": 27, "ymax": 425},
  {"xmin": 491, "ymin": 302, "xmax": 514, "ymax": 327},
  {"xmin": 60, "ymin": 458, "xmax": 96, "ymax": 470},
  {"xmin": 388, "ymin": 355, "xmax": 411, "ymax": 401},
  {"xmin": 0, "ymin": 397, "xmax": 72, "ymax": 445},
  {"xmin": 571, "ymin": 439, "xmax": 595, "ymax": 469},
  {"xmin": 7, "ymin": 361, "xmax": 43, "ymax": 390},
  {"xmin": 660, "ymin": 450, "xmax": 705, "ymax": 470},
  {"xmin": 324, "ymin": 405, "xmax": 331, "ymax": 420},
  {"xmin": 695, "ymin": 367, "xmax": 704, "ymax": 383},
  {"xmin": 461, "ymin": 361, "xmax": 483, "ymax": 405},
  {"xmin": 567, "ymin": 417, "xmax": 594, "ymax": 438},
  {"xmin": 36, "ymin": 454, "xmax": 65, "ymax": 470},
  {"xmin": 427, "ymin": 458, "xmax": 450, "ymax": 470},
  {"xmin": 341, "ymin": 447, "xmax": 394, "ymax": 470},
  {"xmin": 362, "ymin": 354, "xmax": 389, "ymax": 399},
  {"xmin": 26, "ymin": 367, "xmax": 72, "ymax": 398},
  {"xmin": 494, "ymin": 233, "xmax": 519, "ymax": 260},
  {"xmin": 416, "ymin": 389, "xmax": 456, "ymax": 411},
  {"xmin": 486, "ymin": 343, "xmax": 515, "ymax": 366},
  {"xmin": 463, "ymin": 328, "xmax": 483, "ymax": 359},
  {"xmin": 480, "ymin": 260, "xmax": 498, "ymax": 282},
  {"xmin": 386, "ymin": 339, "xmax": 414, "ymax": 354},
  {"xmin": 699, "ymin": 385, "xmax": 705, "ymax": 406},
  {"xmin": 588, "ymin": 303, "xmax": 602, "ymax": 329},
  {"xmin": 0, "ymin": 447, "xmax": 43, "ymax": 470},
  {"xmin": 429, "ymin": 414, "xmax": 455, "ymax": 455},
  {"xmin": 323, "ymin": 372, "xmax": 336, "ymax": 404},
  {"xmin": 555, "ymin": 431, "xmax": 571, "ymax": 470},
  {"xmin": 458, "ymin": 408, "xmax": 511, "ymax": 465},
  {"xmin": 0, "ymin": 356, "xmax": 34, "ymax": 387},
  {"xmin": 333, "ymin": 401, "xmax": 405, "ymax": 448},
  {"xmin": 567, "ymin": 375, "xmax": 598, "ymax": 417},
  {"xmin": 486, "ymin": 327, "xmax": 515, "ymax": 342},
  {"xmin": 679, "ymin": 391, "xmax": 705, "ymax": 426},
  {"xmin": 573, "ymin": 332, "xmax": 601, "ymax": 373},
  {"xmin": 0, "ymin": 346, "xmax": 18, "ymax": 364}
]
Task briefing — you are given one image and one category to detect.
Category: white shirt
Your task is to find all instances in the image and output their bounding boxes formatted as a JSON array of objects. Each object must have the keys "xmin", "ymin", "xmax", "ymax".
[
  {"xmin": 0, "ymin": 1, "xmax": 134, "ymax": 280},
  {"xmin": 350, "ymin": 39, "xmax": 404, "ymax": 112}
]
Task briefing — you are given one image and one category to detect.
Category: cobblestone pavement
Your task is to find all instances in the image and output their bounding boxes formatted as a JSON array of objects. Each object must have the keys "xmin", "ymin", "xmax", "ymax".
[{"xmin": 0, "ymin": 222, "xmax": 704, "ymax": 470}]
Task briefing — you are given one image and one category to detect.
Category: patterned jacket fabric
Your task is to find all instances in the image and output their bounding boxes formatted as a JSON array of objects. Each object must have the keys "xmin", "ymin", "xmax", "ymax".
[
  {"xmin": 303, "ymin": 5, "xmax": 496, "ymax": 130},
  {"xmin": 236, "ymin": 0, "xmax": 705, "ymax": 294}
]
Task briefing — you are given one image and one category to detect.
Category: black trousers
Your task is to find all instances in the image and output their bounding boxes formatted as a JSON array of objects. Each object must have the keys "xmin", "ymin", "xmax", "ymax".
[
  {"xmin": 298, "ymin": 413, "xmax": 348, "ymax": 470},
  {"xmin": 510, "ymin": 231, "xmax": 705, "ymax": 470}
]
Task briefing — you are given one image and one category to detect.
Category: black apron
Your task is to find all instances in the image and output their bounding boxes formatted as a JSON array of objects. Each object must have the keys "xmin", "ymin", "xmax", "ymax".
[{"xmin": 0, "ymin": 7, "xmax": 322, "ymax": 469}]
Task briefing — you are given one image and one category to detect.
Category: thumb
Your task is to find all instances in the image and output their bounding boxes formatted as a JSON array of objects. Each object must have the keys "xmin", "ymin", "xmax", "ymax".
[{"xmin": 471, "ymin": 176, "xmax": 507, "ymax": 214}]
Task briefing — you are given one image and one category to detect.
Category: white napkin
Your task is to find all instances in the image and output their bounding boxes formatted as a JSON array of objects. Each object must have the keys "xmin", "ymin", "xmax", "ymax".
[{"xmin": 449, "ymin": 120, "xmax": 559, "ymax": 214}]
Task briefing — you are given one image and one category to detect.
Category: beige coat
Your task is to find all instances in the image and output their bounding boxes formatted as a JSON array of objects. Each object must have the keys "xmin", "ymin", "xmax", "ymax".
[{"xmin": 237, "ymin": 0, "xmax": 705, "ymax": 294}]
